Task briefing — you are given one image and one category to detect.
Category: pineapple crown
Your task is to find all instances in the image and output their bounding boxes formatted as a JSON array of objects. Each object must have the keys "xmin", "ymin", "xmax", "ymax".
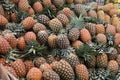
[
  {"xmin": 0, "ymin": 0, "xmax": 18, "ymax": 14},
  {"xmin": 68, "ymin": 14, "xmax": 86, "ymax": 30},
  {"xmin": 5, "ymin": 23, "xmax": 26, "ymax": 38}
]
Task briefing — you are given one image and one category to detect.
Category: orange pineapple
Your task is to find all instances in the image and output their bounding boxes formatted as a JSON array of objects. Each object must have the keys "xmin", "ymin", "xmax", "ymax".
[
  {"xmin": 106, "ymin": 24, "xmax": 116, "ymax": 35},
  {"xmin": 48, "ymin": 34, "xmax": 57, "ymax": 48},
  {"xmin": 109, "ymin": 8, "xmax": 118, "ymax": 16},
  {"xmin": 27, "ymin": 67, "xmax": 42, "ymax": 80},
  {"xmin": 24, "ymin": 31, "xmax": 36, "ymax": 42},
  {"xmin": 103, "ymin": 3, "xmax": 114, "ymax": 12},
  {"xmin": 11, "ymin": 59, "xmax": 26, "ymax": 78},
  {"xmin": 75, "ymin": 64, "xmax": 89, "ymax": 80},
  {"xmin": 33, "ymin": 23, "xmax": 46, "ymax": 33},
  {"xmin": 17, "ymin": 36, "xmax": 26, "ymax": 51},
  {"xmin": 97, "ymin": 10, "xmax": 105, "ymax": 20},
  {"xmin": 42, "ymin": 0, "xmax": 52, "ymax": 6},
  {"xmin": 18, "ymin": 0, "xmax": 30, "ymax": 11},
  {"xmin": 95, "ymin": 24, "xmax": 105, "ymax": 34},
  {"xmin": 0, "ymin": 35, "xmax": 11, "ymax": 54},
  {"xmin": 39, "ymin": 63, "xmax": 52, "ymax": 72},
  {"xmin": 114, "ymin": 33, "xmax": 120, "ymax": 45},
  {"xmin": 96, "ymin": 33, "xmax": 107, "ymax": 44},
  {"xmin": 24, "ymin": 60, "xmax": 34, "ymax": 73},
  {"xmin": 10, "ymin": 13, "xmax": 17, "ymax": 23},
  {"xmin": 22, "ymin": 17, "xmax": 35, "ymax": 30},
  {"xmin": 112, "ymin": 15, "xmax": 119, "ymax": 27},
  {"xmin": 72, "ymin": 40, "xmax": 83, "ymax": 49},
  {"xmin": 80, "ymin": 28, "xmax": 91, "ymax": 43},
  {"xmin": 116, "ymin": 24, "xmax": 120, "ymax": 33},
  {"xmin": 33, "ymin": 1, "xmax": 43, "ymax": 13},
  {"xmin": 104, "ymin": 13, "xmax": 111, "ymax": 24},
  {"xmin": 0, "ymin": 15, "xmax": 8, "ymax": 26},
  {"xmin": 88, "ymin": 10, "xmax": 97, "ymax": 18},
  {"xmin": 27, "ymin": 7, "xmax": 35, "ymax": 15},
  {"xmin": 62, "ymin": 7, "xmax": 74, "ymax": 18}
]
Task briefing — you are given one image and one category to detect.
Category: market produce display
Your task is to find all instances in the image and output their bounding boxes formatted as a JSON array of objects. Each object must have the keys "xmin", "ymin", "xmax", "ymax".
[{"xmin": 0, "ymin": 0, "xmax": 120, "ymax": 80}]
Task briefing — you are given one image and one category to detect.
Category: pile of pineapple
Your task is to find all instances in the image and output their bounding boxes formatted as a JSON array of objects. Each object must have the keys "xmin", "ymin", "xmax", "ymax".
[{"xmin": 1, "ymin": 0, "xmax": 120, "ymax": 80}]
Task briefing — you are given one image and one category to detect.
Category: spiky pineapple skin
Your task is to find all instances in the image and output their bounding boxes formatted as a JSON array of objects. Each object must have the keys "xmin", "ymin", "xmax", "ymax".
[
  {"xmin": 17, "ymin": 36, "xmax": 26, "ymax": 51},
  {"xmin": 55, "ymin": 34, "xmax": 70, "ymax": 49},
  {"xmin": 80, "ymin": 28, "xmax": 91, "ymax": 43},
  {"xmin": 96, "ymin": 53, "xmax": 108, "ymax": 68},
  {"xmin": 68, "ymin": 28, "xmax": 79, "ymax": 41},
  {"xmin": 11, "ymin": 59, "xmax": 26, "ymax": 78},
  {"xmin": 106, "ymin": 24, "xmax": 116, "ymax": 35},
  {"xmin": 51, "ymin": 60, "xmax": 75, "ymax": 80},
  {"xmin": 38, "ymin": 14, "xmax": 50, "ymax": 25},
  {"xmin": 33, "ymin": 1, "xmax": 43, "ymax": 13},
  {"xmin": 86, "ymin": 56, "xmax": 96, "ymax": 68},
  {"xmin": 3, "ymin": 33, "xmax": 17, "ymax": 48},
  {"xmin": 56, "ymin": 13, "xmax": 69, "ymax": 26},
  {"xmin": 22, "ymin": 17, "xmax": 35, "ymax": 30},
  {"xmin": 33, "ymin": 23, "xmax": 46, "ymax": 33},
  {"xmin": 37, "ymin": 30, "xmax": 48, "ymax": 44},
  {"xmin": 49, "ymin": 18, "xmax": 63, "ymax": 33},
  {"xmin": 48, "ymin": 34, "xmax": 57, "ymax": 48},
  {"xmin": 96, "ymin": 33, "xmax": 107, "ymax": 44},
  {"xmin": 33, "ymin": 57, "xmax": 46, "ymax": 68},
  {"xmin": 18, "ymin": 0, "xmax": 30, "ymax": 11},
  {"xmin": 64, "ymin": 53, "xmax": 80, "ymax": 68},
  {"xmin": 75, "ymin": 64, "xmax": 89, "ymax": 80},
  {"xmin": 24, "ymin": 31, "xmax": 36, "ymax": 42},
  {"xmin": 0, "ymin": 35, "xmax": 11, "ymax": 54},
  {"xmin": 0, "ymin": 15, "xmax": 8, "ymax": 26},
  {"xmin": 26, "ymin": 67, "xmax": 42, "ymax": 80},
  {"xmin": 42, "ymin": 70, "xmax": 60, "ymax": 80},
  {"xmin": 108, "ymin": 60, "xmax": 119, "ymax": 75},
  {"xmin": 95, "ymin": 24, "xmax": 105, "ymax": 34}
]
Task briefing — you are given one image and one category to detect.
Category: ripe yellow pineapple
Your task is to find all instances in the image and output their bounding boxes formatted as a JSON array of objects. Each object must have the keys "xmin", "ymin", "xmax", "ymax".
[
  {"xmin": 103, "ymin": 3, "xmax": 114, "ymax": 12},
  {"xmin": 104, "ymin": 13, "xmax": 111, "ymax": 24},
  {"xmin": 95, "ymin": 24, "xmax": 105, "ymax": 34},
  {"xmin": 107, "ymin": 60, "xmax": 119, "ymax": 75},
  {"xmin": 75, "ymin": 64, "xmax": 89, "ymax": 80},
  {"xmin": 109, "ymin": 8, "xmax": 119, "ymax": 17},
  {"xmin": 112, "ymin": 15, "xmax": 119, "ymax": 27},
  {"xmin": 96, "ymin": 33, "xmax": 107, "ymax": 44},
  {"xmin": 97, "ymin": 10, "xmax": 105, "ymax": 21},
  {"xmin": 72, "ymin": 40, "xmax": 83, "ymax": 49}
]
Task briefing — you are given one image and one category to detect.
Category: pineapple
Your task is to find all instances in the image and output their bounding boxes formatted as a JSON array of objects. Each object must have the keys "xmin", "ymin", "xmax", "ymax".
[
  {"xmin": 80, "ymin": 28, "xmax": 92, "ymax": 43},
  {"xmin": 85, "ymin": 23, "xmax": 96, "ymax": 36},
  {"xmin": 18, "ymin": 0, "xmax": 30, "ymax": 11},
  {"xmin": 48, "ymin": 34, "xmax": 57, "ymax": 48},
  {"xmin": 46, "ymin": 55, "xmax": 55, "ymax": 64},
  {"xmin": 96, "ymin": 33, "xmax": 107, "ymax": 44},
  {"xmin": 109, "ymin": 8, "xmax": 118, "ymax": 17},
  {"xmin": 17, "ymin": 36, "xmax": 26, "ymax": 51},
  {"xmin": 0, "ymin": 35, "xmax": 11, "ymax": 54},
  {"xmin": 38, "ymin": 14, "xmax": 50, "ymax": 25},
  {"xmin": 37, "ymin": 30, "xmax": 48, "ymax": 44},
  {"xmin": 68, "ymin": 28, "xmax": 79, "ymax": 41},
  {"xmin": 4, "ymin": 66, "xmax": 18, "ymax": 78},
  {"xmin": 11, "ymin": 0, "xmax": 19, "ymax": 3},
  {"xmin": 0, "ymin": 5, "xmax": 4, "ymax": 15},
  {"xmin": 10, "ymin": 13, "xmax": 17, "ymax": 23},
  {"xmin": 27, "ymin": 7, "xmax": 35, "ymax": 15},
  {"xmin": 0, "ymin": 57, "xmax": 6, "ymax": 66},
  {"xmin": 111, "ymin": 15, "xmax": 119, "ymax": 27},
  {"xmin": 3, "ymin": 33, "xmax": 17, "ymax": 48},
  {"xmin": 104, "ymin": 13, "xmax": 111, "ymax": 24},
  {"xmin": 86, "ymin": 55, "xmax": 96, "ymax": 68},
  {"xmin": 114, "ymin": 33, "xmax": 120, "ymax": 45},
  {"xmin": 39, "ymin": 63, "xmax": 52, "ymax": 72},
  {"xmin": 107, "ymin": 60, "xmax": 119, "ymax": 75},
  {"xmin": 106, "ymin": 24, "xmax": 116, "ymax": 35},
  {"xmin": 0, "ymin": 15, "xmax": 8, "ymax": 26},
  {"xmin": 72, "ymin": 40, "xmax": 83, "ymax": 49},
  {"xmin": 75, "ymin": 64, "xmax": 89, "ymax": 80},
  {"xmin": 42, "ymin": 0, "xmax": 52, "ymax": 6},
  {"xmin": 66, "ymin": 0, "xmax": 73, "ymax": 4},
  {"xmin": 116, "ymin": 54, "xmax": 120, "ymax": 66},
  {"xmin": 42, "ymin": 70, "xmax": 60, "ymax": 80},
  {"xmin": 26, "ymin": 67, "xmax": 42, "ymax": 80},
  {"xmin": 33, "ymin": 57, "xmax": 46, "ymax": 68},
  {"xmin": 33, "ymin": 1, "xmax": 43, "ymax": 13},
  {"xmin": 55, "ymin": 34, "xmax": 70, "ymax": 49},
  {"xmin": 53, "ymin": 0, "xmax": 65, "ymax": 7},
  {"xmin": 56, "ymin": 13, "xmax": 69, "ymax": 26},
  {"xmin": 51, "ymin": 60, "xmax": 75, "ymax": 80},
  {"xmin": 74, "ymin": 4, "xmax": 87, "ymax": 16},
  {"xmin": 108, "ymin": 48, "xmax": 118, "ymax": 60},
  {"xmin": 74, "ymin": 0, "xmax": 83, "ymax": 4},
  {"xmin": 24, "ymin": 60, "xmax": 34, "ymax": 73},
  {"xmin": 62, "ymin": 7, "xmax": 75, "ymax": 18},
  {"xmin": 103, "ymin": 3, "xmax": 114, "ymax": 12},
  {"xmin": 64, "ymin": 53, "xmax": 80, "ymax": 68},
  {"xmin": 95, "ymin": 24, "xmax": 105, "ymax": 34},
  {"xmin": 22, "ymin": 17, "xmax": 35, "ymax": 30},
  {"xmin": 11, "ymin": 59, "xmax": 26, "ymax": 78},
  {"xmin": 96, "ymin": 53, "xmax": 108, "ymax": 68},
  {"xmin": 49, "ymin": 18, "xmax": 63, "ymax": 33},
  {"xmin": 88, "ymin": 10, "xmax": 97, "ymax": 18},
  {"xmin": 116, "ymin": 24, "xmax": 120, "ymax": 33},
  {"xmin": 97, "ymin": 10, "xmax": 105, "ymax": 21},
  {"xmin": 24, "ymin": 31, "xmax": 36, "ymax": 42},
  {"xmin": 33, "ymin": 23, "xmax": 46, "ymax": 33}
]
